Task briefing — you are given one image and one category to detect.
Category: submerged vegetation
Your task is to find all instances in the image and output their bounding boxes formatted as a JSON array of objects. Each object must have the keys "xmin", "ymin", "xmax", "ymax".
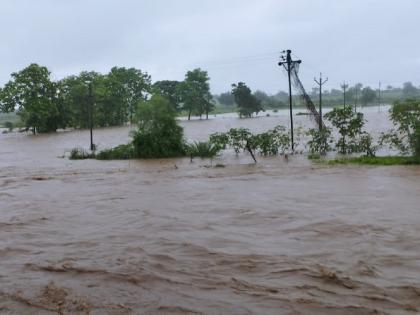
[
  {"xmin": 328, "ymin": 156, "xmax": 420, "ymax": 166},
  {"xmin": 66, "ymin": 97, "xmax": 419, "ymax": 165}
]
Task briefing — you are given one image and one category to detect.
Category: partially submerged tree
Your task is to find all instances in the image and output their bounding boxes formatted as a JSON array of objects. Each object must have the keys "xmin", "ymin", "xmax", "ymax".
[
  {"xmin": 180, "ymin": 69, "xmax": 214, "ymax": 120},
  {"xmin": 132, "ymin": 95, "xmax": 186, "ymax": 158},
  {"xmin": 153, "ymin": 80, "xmax": 182, "ymax": 112},
  {"xmin": 325, "ymin": 105, "xmax": 375, "ymax": 156},
  {"xmin": 380, "ymin": 99, "xmax": 420, "ymax": 157},
  {"xmin": 231, "ymin": 82, "xmax": 263, "ymax": 118},
  {"xmin": 0, "ymin": 64, "xmax": 60, "ymax": 133}
]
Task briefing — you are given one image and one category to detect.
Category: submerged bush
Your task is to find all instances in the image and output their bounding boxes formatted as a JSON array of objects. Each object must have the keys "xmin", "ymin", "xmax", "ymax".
[
  {"xmin": 131, "ymin": 96, "xmax": 186, "ymax": 158},
  {"xmin": 69, "ymin": 147, "xmax": 95, "ymax": 160},
  {"xmin": 324, "ymin": 105, "xmax": 376, "ymax": 156},
  {"xmin": 307, "ymin": 127, "xmax": 333, "ymax": 155},
  {"xmin": 96, "ymin": 144, "xmax": 134, "ymax": 160},
  {"xmin": 380, "ymin": 99, "xmax": 420, "ymax": 157},
  {"xmin": 187, "ymin": 141, "xmax": 220, "ymax": 158}
]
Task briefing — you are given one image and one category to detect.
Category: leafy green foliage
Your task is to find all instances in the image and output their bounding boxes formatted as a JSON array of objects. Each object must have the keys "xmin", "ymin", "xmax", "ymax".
[
  {"xmin": 0, "ymin": 64, "xmax": 61, "ymax": 133},
  {"xmin": 209, "ymin": 125, "xmax": 291, "ymax": 157},
  {"xmin": 380, "ymin": 99, "xmax": 420, "ymax": 156},
  {"xmin": 253, "ymin": 126, "xmax": 290, "ymax": 155},
  {"xmin": 180, "ymin": 69, "xmax": 214, "ymax": 120},
  {"xmin": 186, "ymin": 141, "xmax": 220, "ymax": 158},
  {"xmin": 131, "ymin": 96, "xmax": 186, "ymax": 158},
  {"xmin": 153, "ymin": 80, "xmax": 182, "ymax": 112},
  {"xmin": 96, "ymin": 144, "xmax": 134, "ymax": 160},
  {"xmin": 231, "ymin": 82, "xmax": 263, "ymax": 118},
  {"xmin": 324, "ymin": 106, "xmax": 375, "ymax": 155},
  {"xmin": 307, "ymin": 127, "xmax": 333, "ymax": 155}
]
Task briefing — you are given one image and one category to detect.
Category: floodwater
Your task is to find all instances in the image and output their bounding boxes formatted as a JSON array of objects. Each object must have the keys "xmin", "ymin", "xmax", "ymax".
[{"xmin": 1, "ymin": 107, "xmax": 420, "ymax": 314}]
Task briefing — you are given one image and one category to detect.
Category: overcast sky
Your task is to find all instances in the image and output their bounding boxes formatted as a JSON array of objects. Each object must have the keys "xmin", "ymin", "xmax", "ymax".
[{"xmin": 1, "ymin": 0, "xmax": 419, "ymax": 94}]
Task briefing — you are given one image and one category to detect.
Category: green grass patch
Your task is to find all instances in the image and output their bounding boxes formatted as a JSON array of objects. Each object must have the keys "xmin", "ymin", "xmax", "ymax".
[{"xmin": 328, "ymin": 156, "xmax": 420, "ymax": 166}]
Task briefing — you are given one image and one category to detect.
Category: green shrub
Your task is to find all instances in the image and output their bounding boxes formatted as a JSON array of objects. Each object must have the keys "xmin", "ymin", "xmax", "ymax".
[
  {"xmin": 187, "ymin": 141, "xmax": 220, "ymax": 158},
  {"xmin": 96, "ymin": 144, "xmax": 134, "ymax": 160},
  {"xmin": 131, "ymin": 96, "xmax": 186, "ymax": 158},
  {"xmin": 307, "ymin": 127, "xmax": 333, "ymax": 155},
  {"xmin": 380, "ymin": 99, "xmax": 420, "ymax": 157}
]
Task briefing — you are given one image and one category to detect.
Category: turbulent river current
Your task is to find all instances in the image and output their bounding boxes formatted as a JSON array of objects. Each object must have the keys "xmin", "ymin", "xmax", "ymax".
[{"xmin": 0, "ymin": 108, "xmax": 419, "ymax": 314}]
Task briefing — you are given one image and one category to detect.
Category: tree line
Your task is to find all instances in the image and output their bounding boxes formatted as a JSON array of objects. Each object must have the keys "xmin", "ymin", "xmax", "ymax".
[
  {"xmin": 0, "ymin": 64, "xmax": 217, "ymax": 133},
  {"xmin": 216, "ymin": 82, "xmax": 420, "ymax": 108}
]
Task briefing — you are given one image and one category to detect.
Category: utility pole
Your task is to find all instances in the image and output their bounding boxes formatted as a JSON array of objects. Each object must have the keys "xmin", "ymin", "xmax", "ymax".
[
  {"xmin": 314, "ymin": 73, "xmax": 328, "ymax": 131},
  {"xmin": 278, "ymin": 50, "xmax": 301, "ymax": 152},
  {"xmin": 378, "ymin": 81, "xmax": 381, "ymax": 113},
  {"xmin": 341, "ymin": 81, "xmax": 348, "ymax": 108},
  {"xmin": 88, "ymin": 82, "xmax": 94, "ymax": 151}
]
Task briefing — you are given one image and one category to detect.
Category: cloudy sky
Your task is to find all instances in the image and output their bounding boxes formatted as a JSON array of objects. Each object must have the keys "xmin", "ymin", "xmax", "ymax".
[{"xmin": 1, "ymin": 0, "xmax": 419, "ymax": 94}]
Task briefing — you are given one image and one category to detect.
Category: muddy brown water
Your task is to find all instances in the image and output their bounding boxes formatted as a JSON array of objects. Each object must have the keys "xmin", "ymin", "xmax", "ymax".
[{"xmin": 1, "ymin": 108, "xmax": 420, "ymax": 314}]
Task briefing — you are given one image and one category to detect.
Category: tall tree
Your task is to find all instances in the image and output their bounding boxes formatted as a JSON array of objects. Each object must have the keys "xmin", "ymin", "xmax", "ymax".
[
  {"xmin": 106, "ymin": 67, "xmax": 151, "ymax": 124},
  {"xmin": 153, "ymin": 80, "xmax": 182, "ymax": 112},
  {"xmin": 360, "ymin": 87, "xmax": 377, "ymax": 105},
  {"xmin": 180, "ymin": 68, "xmax": 213, "ymax": 120},
  {"xmin": 0, "ymin": 64, "xmax": 60, "ymax": 133},
  {"xmin": 58, "ymin": 71, "xmax": 103, "ymax": 128},
  {"xmin": 231, "ymin": 82, "xmax": 262, "ymax": 118}
]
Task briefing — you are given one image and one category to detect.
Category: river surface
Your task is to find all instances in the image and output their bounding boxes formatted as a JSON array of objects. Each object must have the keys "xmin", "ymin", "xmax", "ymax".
[{"xmin": 1, "ymin": 108, "xmax": 420, "ymax": 314}]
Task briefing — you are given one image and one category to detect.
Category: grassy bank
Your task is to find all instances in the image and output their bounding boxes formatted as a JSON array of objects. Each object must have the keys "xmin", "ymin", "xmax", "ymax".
[{"xmin": 327, "ymin": 156, "xmax": 420, "ymax": 166}]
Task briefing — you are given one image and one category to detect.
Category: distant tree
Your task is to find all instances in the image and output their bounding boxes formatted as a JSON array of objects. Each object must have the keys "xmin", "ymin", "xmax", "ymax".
[
  {"xmin": 58, "ymin": 71, "xmax": 103, "ymax": 129},
  {"xmin": 106, "ymin": 67, "xmax": 151, "ymax": 124},
  {"xmin": 273, "ymin": 90, "xmax": 289, "ymax": 102},
  {"xmin": 218, "ymin": 92, "xmax": 235, "ymax": 106},
  {"xmin": 231, "ymin": 82, "xmax": 263, "ymax": 118},
  {"xmin": 0, "ymin": 64, "xmax": 61, "ymax": 133},
  {"xmin": 402, "ymin": 82, "xmax": 418, "ymax": 98},
  {"xmin": 360, "ymin": 87, "xmax": 377, "ymax": 105},
  {"xmin": 180, "ymin": 68, "xmax": 213, "ymax": 120},
  {"xmin": 253, "ymin": 90, "xmax": 270, "ymax": 103},
  {"xmin": 153, "ymin": 80, "xmax": 182, "ymax": 112}
]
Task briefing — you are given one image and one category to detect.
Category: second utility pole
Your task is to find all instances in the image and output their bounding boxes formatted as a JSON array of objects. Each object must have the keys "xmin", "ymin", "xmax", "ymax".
[
  {"xmin": 279, "ymin": 50, "xmax": 301, "ymax": 152},
  {"xmin": 314, "ymin": 73, "xmax": 328, "ymax": 131}
]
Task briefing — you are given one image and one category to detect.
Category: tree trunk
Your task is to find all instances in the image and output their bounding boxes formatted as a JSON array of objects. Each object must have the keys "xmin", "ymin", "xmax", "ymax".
[{"xmin": 188, "ymin": 109, "xmax": 191, "ymax": 121}]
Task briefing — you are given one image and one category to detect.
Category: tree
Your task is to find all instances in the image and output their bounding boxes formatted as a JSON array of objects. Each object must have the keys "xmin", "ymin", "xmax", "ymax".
[
  {"xmin": 218, "ymin": 92, "xmax": 235, "ymax": 106},
  {"xmin": 360, "ymin": 87, "xmax": 376, "ymax": 105},
  {"xmin": 231, "ymin": 82, "xmax": 262, "ymax": 118},
  {"xmin": 132, "ymin": 95, "xmax": 185, "ymax": 157},
  {"xmin": 324, "ymin": 105, "xmax": 374, "ymax": 155},
  {"xmin": 380, "ymin": 99, "xmax": 420, "ymax": 156},
  {"xmin": 107, "ymin": 67, "xmax": 151, "ymax": 124},
  {"xmin": 0, "ymin": 64, "xmax": 61, "ymax": 133},
  {"xmin": 58, "ymin": 71, "xmax": 102, "ymax": 129},
  {"xmin": 402, "ymin": 82, "xmax": 418, "ymax": 98},
  {"xmin": 180, "ymin": 68, "xmax": 213, "ymax": 120},
  {"xmin": 153, "ymin": 80, "xmax": 182, "ymax": 112}
]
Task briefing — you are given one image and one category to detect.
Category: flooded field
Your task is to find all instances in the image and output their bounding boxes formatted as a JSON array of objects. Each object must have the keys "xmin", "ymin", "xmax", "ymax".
[{"xmin": 1, "ymin": 108, "xmax": 420, "ymax": 314}]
